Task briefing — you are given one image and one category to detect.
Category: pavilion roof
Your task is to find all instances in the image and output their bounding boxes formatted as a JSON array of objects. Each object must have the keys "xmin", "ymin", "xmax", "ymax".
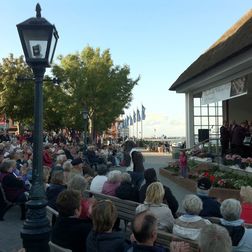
[{"xmin": 169, "ymin": 9, "xmax": 252, "ymax": 91}]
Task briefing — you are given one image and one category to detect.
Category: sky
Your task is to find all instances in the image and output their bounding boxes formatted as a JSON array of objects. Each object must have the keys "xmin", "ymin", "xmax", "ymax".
[{"xmin": 1, "ymin": 0, "xmax": 252, "ymax": 137}]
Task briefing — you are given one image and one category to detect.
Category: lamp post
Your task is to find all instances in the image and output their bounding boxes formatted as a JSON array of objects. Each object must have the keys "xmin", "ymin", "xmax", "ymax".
[
  {"xmin": 83, "ymin": 106, "xmax": 88, "ymax": 160},
  {"xmin": 17, "ymin": 4, "xmax": 59, "ymax": 252}
]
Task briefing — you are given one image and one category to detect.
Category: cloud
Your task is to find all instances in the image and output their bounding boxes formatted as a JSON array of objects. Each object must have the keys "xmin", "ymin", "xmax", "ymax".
[{"xmin": 130, "ymin": 112, "xmax": 186, "ymax": 137}]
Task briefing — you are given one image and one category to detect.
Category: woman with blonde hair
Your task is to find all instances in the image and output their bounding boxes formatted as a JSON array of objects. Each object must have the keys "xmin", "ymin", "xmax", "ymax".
[
  {"xmin": 136, "ymin": 182, "xmax": 174, "ymax": 232},
  {"xmin": 240, "ymin": 186, "xmax": 252, "ymax": 223}
]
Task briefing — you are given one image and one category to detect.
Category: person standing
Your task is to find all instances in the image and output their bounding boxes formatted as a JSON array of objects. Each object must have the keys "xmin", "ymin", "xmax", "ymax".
[
  {"xmin": 179, "ymin": 150, "xmax": 188, "ymax": 178},
  {"xmin": 220, "ymin": 121, "xmax": 230, "ymax": 157},
  {"xmin": 231, "ymin": 121, "xmax": 247, "ymax": 156}
]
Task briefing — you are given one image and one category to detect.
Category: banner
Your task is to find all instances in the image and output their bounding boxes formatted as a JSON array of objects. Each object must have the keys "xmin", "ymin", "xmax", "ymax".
[
  {"xmin": 133, "ymin": 111, "xmax": 136, "ymax": 123},
  {"xmin": 137, "ymin": 109, "xmax": 141, "ymax": 122},
  {"xmin": 201, "ymin": 76, "xmax": 247, "ymax": 105},
  {"xmin": 130, "ymin": 116, "xmax": 133, "ymax": 125},
  {"xmin": 141, "ymin": 105, "xmax": 146, "ymax": 120},
  {"xmin": 201, "ymin": 83, "xmax": 231, "ymax": 105}
]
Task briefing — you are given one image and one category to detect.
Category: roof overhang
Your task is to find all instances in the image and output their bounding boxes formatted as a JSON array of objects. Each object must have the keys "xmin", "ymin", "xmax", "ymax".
[{"xmin": 173, "ymin": 47, "xmax": 252, "ymax": 96}]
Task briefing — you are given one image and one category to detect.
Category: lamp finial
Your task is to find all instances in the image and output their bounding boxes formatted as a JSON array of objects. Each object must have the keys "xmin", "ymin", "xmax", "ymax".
[{"xmin": 36, "ymin": 3, "xmax": 41, "ymax": 18}]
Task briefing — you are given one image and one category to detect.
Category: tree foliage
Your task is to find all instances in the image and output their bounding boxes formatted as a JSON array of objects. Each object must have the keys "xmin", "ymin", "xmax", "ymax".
[
  {"xmin": 53, "ymin": 46, "xmax": 139, "ymax": 136},
  {"xmin": 0, "ymin": 54, "xmax": 34, "ymax": 125},
  {"xmin": 0, "ymin": 54, "xmax": 68, "ymax": 131},
  {"xmin": 0, "ymin": 47, "xmax": 139, "ymax": 136}
]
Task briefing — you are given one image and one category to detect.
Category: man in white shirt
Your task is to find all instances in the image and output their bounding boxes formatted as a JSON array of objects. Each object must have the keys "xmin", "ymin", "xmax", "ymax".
[{"xmin": 90, "ymin": 164, "xmax": 108, "ymax": 193}]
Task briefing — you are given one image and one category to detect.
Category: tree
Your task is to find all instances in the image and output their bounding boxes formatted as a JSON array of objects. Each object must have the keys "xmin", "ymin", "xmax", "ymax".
[
  {"xmin": 43, "ymin": 80, "xmax": 70, "ymax": 131},
  {"xmin": 53, "ymin": 46, "xmax": 139, "ymax": 140},
  {"xmin": 0, "ymin": 54, "xmax": 68, "ymax": 131},
  {"xmin": 0, "ymin": 54, "xmax": 34, "ymax": 127}
]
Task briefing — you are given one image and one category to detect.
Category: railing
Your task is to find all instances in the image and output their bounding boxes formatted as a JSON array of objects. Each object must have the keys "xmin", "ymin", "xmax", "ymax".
[{"xmin": 182, "ymin": 138, "xmax": 221, "ymax": 160}]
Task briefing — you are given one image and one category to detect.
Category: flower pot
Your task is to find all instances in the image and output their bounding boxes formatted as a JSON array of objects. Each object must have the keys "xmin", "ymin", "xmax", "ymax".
[{"xmin": 159, "ymin": 168, "xmax": 240, "ymax": 202}]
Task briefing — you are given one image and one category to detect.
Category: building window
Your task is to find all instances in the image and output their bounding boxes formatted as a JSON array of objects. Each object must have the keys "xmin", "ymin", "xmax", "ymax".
[{"xmin": 193, "ymin": 98, "xmax": 222, "ymax": 143}]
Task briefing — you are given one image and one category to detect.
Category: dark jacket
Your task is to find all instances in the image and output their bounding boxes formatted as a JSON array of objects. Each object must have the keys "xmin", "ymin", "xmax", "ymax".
[
  {"xmin": 86, "ymin": 230, "xmax": 128, "ymax": 252},
  {"xmin": 139, "ymin": 183, "xmax": 178, "ymax": 217},
  {"xmin": 220, "ymin": 224, "xmax": 245, "ymax": 246},
  {"xmin": 63, "ymin": 148, "xmax": 74, "ymax": 160},
  {"xmin": 51, "ymin": 216, "xmax": 92, "ymax": 252},
  {"xmin": 231, "ymin": 125, "xmax": 246, "ymax": 145},
  {"xmin": 126, "ymin": 242, "xmax": 168, "ymax": 252},
  {"xmin": 115, "ymin": 181, "xmax": 139, "ymax": 202},
  {"xmin": 197, "ymin": 194, "xmax": 222, "ymax": 218},
  {"xmin": 220, "ymin": 126, "xmax": 230, "ymax": 143},
  {"xmin": 46, "ymin": 184, "xmax": 67, "ymax": 210},
  {"xmin": 0, "ymin": 172, "xmax": 26, "ymax": 202}
]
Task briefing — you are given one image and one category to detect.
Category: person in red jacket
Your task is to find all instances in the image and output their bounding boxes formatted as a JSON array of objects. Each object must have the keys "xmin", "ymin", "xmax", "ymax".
[
  {"xmin": 179, "ymin": 150, "xmax": 188, "ymax": 178},
  {"xmin": 240, "ymin": 186, "xmax": 252, "ymax": 224},
  {"xmin": 43, "ymin": 145, "xmax": 53, "ymax": 168}
]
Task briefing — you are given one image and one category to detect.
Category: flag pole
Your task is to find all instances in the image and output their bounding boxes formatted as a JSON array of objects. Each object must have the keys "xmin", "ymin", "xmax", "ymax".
[
  {"xmin": 141, "ymin": 118, "xmax": 143, "ymax": 139},
  {"xmin": 137, "ymin": 117, "xmax": 139, "ymax": 139},
  {"xmin": 133, "ymin": 121, "xmax": 134, "ymax": 139}
]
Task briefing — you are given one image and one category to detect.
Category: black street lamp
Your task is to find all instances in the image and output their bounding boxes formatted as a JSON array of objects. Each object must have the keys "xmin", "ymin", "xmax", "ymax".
[
  {"xmin": 83, "ymin": 106, "xmax": 88, "ymax": 160},
  {"xmin": 17, "ymin": 4, "xmax": 59, "ymax": 252}
]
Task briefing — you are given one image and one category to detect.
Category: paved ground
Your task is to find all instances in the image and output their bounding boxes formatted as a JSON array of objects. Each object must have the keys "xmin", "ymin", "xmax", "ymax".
[
  {"xmin": 0, "ymin": 205, "xmax": 23, "ymax": 252},
  {"xmin": 0, "ymin": 152, "xmax": 192, "ymax": 251}
]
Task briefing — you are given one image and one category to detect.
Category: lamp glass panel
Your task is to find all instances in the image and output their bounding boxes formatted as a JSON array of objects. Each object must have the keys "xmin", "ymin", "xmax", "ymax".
[
  {"xmin": 48, "ymin": 30, "xmax": 56, "ymax": 63},
  {"xmin": 23, "ymin": 29, "xmax": 50, "ymax": 59}
]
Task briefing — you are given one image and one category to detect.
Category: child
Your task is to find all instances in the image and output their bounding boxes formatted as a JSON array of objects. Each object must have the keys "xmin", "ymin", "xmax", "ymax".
[{"xmin": 179, "ymin": 151, "xmax": 188, "ymax": 178}]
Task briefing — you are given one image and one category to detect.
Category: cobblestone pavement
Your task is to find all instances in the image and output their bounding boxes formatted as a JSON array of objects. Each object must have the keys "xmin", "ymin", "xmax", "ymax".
[{"xmin": 0, "ymin": 152, "xmax": 192, "ymax": 251}]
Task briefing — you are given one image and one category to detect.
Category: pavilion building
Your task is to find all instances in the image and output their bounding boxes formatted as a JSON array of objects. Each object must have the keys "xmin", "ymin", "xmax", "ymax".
[{"xmin": 169, "ymin": 9, "xmax": 252, "ymax": 148}]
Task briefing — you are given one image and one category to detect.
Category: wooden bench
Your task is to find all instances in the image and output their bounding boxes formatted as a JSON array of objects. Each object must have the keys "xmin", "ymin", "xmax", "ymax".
[
  {"xmin": 49, "ymin": 241, "xmax": 72, "ymax": 252},
  {"xmin": 46, "ymin": 205, "xmax": 59, "ymax": 226},
  {"xmin": 156, "ymin": 230, "xmax": 199, "ymax": 252},
  {"xmin": 86, "ymin": 190, "xmax": 139, "ymax": 229}
]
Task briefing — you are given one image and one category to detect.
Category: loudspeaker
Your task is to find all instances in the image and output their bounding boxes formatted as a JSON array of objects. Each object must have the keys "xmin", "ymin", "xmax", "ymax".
[{"xmin": 198, "ymin": 129, "xmax": 209, "ymax": 142}]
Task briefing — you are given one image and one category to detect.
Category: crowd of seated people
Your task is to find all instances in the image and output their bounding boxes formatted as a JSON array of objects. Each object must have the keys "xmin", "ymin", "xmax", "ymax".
[
  {"xmin": 0, "ymin": 134, "xmax": 251, "ymax": 252},
  {"xmin": 49, "ymin": 183, "xmax": 239, "ymax": 252}
]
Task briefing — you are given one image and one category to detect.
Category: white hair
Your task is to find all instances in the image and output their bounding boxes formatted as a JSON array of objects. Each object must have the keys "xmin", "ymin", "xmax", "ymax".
[
  {"xmin": 199, "ymin": 224, "xmax": 232, "ymax": 252},
  {"xmin": 240, "ymin": 186, "xmax": 252, "ymax": 203},
  {"xmin": 57, "ymin": 154, "xmax": 67, "ymax": 164},
  {"xmin": 63, "ymin": 160, "xmax": 72, "ymax": 172},
  {"xmin": 68, "ymin": 175, "xmax": 87, "ymax": 197},
  {"xmin": 182, "ymin": 194, "xmax": 203, "ymax": 215},
  {"xmin": 121, "ymin": 172, "xmax": 132, "ymax": 183},
  {"xmin": 220, "ymin": 198, "xmax": 241, "ymax": 221},
  {"xmin": 107, "ymin": 170, "xmax": 121, "ymax": 183}
]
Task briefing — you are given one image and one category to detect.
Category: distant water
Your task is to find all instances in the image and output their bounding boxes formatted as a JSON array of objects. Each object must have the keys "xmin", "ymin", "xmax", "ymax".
[{"xmin": 144, "ymin": 137, "xmax": 186, "ymax": 143}]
